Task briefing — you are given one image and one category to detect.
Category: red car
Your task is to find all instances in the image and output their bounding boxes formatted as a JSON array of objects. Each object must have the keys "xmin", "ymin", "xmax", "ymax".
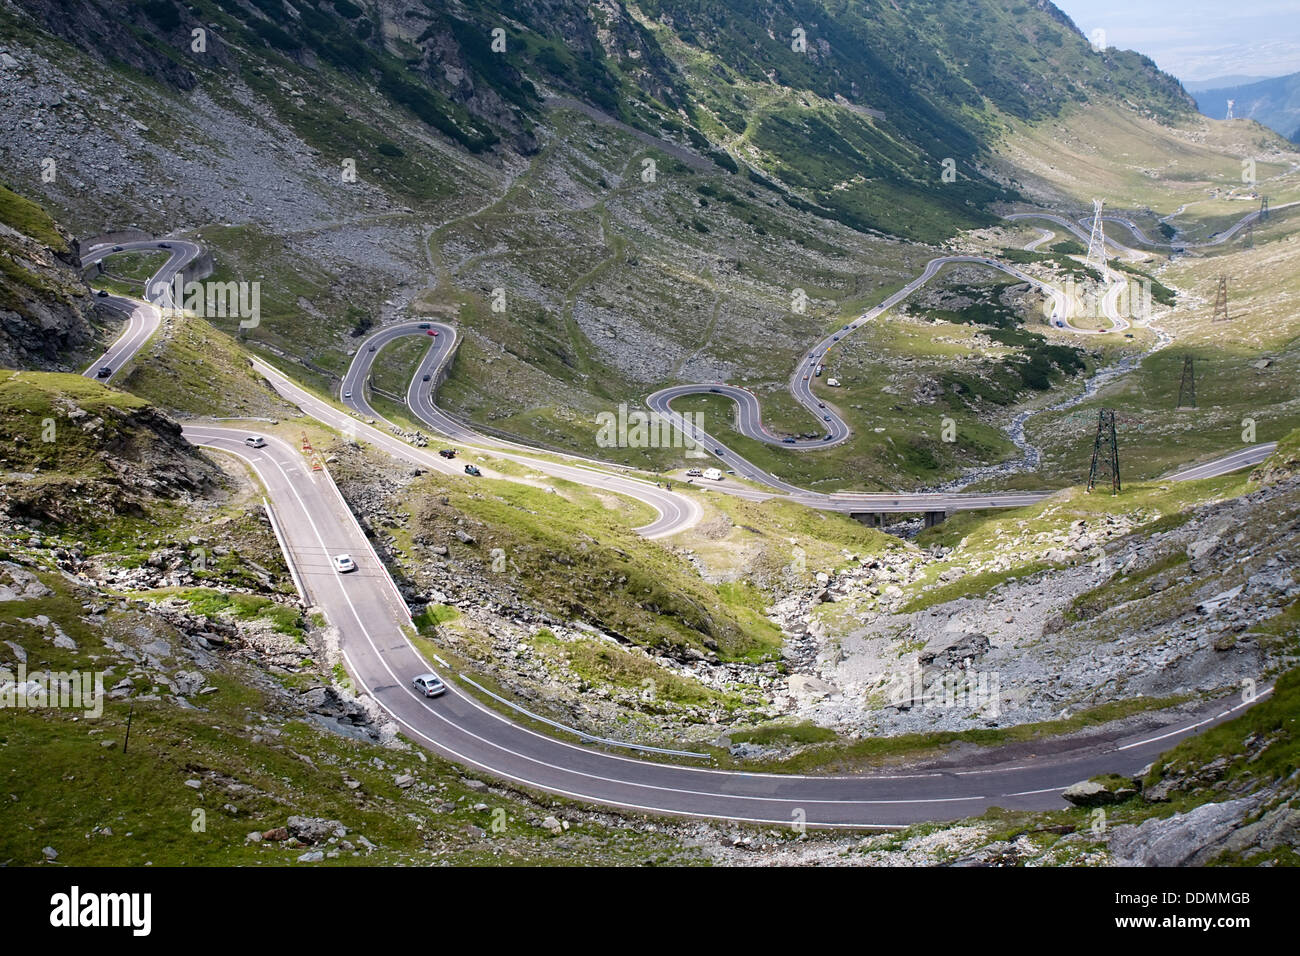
[{"xmin": 427, "ymin": 329, "xmax": 437, "ymax": 336}]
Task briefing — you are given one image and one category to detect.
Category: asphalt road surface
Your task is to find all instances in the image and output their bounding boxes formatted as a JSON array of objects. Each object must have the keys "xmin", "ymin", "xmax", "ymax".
[
  {"xmin": 80, "ymin": 237, "xmax": 202, "ymax": 382},
  {"xmin": 184, "ymin": 424, "xmax": 1276, "ymax": 827}
]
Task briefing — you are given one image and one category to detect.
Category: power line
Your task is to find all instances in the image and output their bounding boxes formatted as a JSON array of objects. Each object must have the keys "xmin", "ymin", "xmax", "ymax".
[
  {"xmin": 1087, "ymin": 408, "xmax": 1121, "ymax": 495},
  {"xmin": 1212, "ymin": 277, "xmax": 1230, "ymax": 322},
  {"xmin": 1085, "ymin": 198, "xmax": 1107, "ymax": 274},
  {"xmin": 1177, "ymin": 355, "xmax": 1196, "ymax": 408}
]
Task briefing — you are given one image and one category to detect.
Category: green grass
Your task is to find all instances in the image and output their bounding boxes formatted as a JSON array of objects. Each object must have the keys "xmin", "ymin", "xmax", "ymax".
[
  {"xmin": 0, "ymin": 183, "xmax": 67, "ymax": 251},
  {"xmin": 150, "ymin": 587, "xmax": 305, "ymax": 638},
  {"xmin": 395, "ymin": 469, "xmax": 782, "ymax": 662},
  {"xmin": 729, "ymin": 721, "xmax": 838, "ymax": 747}
]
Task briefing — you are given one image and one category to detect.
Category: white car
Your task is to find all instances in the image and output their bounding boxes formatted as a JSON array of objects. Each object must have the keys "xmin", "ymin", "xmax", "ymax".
[
  {"xmin": 412, "ymin": 673, "xmax": 446, "ymax": 698},
  {"xmin": 244, "ymin": 435, "xmax": 266, "ymax": 448},
  {"xmin": 343, "ymin": 390, "xmax": 352, "ymax": 399},
  {"xmin": 332, "ymin": 554, "xmax": 357, "ymax": 574}
]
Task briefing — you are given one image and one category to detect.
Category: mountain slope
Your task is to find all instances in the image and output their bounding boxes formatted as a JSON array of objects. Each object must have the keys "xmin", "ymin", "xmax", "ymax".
[{"xmin": 1194, "ymin": 71, "xmax": 1300, "ymax": 142}]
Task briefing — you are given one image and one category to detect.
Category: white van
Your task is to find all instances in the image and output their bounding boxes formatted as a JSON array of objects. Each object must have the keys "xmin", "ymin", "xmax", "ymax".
[
  {"xmin": 826, "ymin": 377, "xmax": 840, "ymax": 387},
  {"xmin": 702, "ymin": 467, "xmax": 723, "ymax": 481}
]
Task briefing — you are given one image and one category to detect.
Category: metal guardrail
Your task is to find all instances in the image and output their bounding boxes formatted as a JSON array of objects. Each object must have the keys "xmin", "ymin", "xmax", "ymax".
[{"xmin": 458, "ymin": 674, "xmax": 711, "ymax": 759}]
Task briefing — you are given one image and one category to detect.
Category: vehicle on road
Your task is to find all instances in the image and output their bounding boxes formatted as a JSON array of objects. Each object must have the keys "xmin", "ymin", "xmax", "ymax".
[
  {"xmin": 422, "ymin": 374, "xmax": 432, "ymax": 382},
  {"xmin": 95, "ymin": 366, "xmax": 112, "ymax": 378},
  {"xmin": 417, "ymin": 323, "xmax": 430, "ymax": 329},
  {"xmin": 817, "ymin": 402, "xmax": 825, "ymax": 408},
  {"xmin": 782, "ymin": 437, "xmax": 796, "ymax": 444},
  {"xmin": 332, "ymin": 554, "xmax": 357, "ymax": 574},
  {"xmin": 427, "ymin": 330, "xmax": 436, "ymax": 336},
  {"xmin": 158, "ymin": 242, "xmax": 171, "ymax": 248},
  {"xmin": 709, "ymin": 387, "xmax": 721, "ymax": 393},
  {"xmin": 112, "ymin": 245, "xmax": 123, "ymax": 252},
  {"xmin": 244, "ymin": 435, "xmax": 266, "ymax": 448},
  {"xmin": 95, "ymin": 289, "xmax": 109, "ymax": 297},
  {"xmin": 713, "ymin": 447, "xmax": 724, "ymax": 455},
  {"xmin": 412, "ymin": 673, "xmax": 446, "ymax": 698},
  {"xmin": 464, "ymin": 464, "xmax": 481, "ymax": 476},
  {"xmin": 343, "ymin": 390, "xmax": 352, "ymax": 398},
  {"xmin": 823, "ymin": 415, "xmax": 831, "ymax": 422},
  {"xmin": 368, "ymin": 345, "xmax": 376, "ymax": 352},
  {"xmin": 438, "ymin": 448, "xmax": 457, "ymax": 459},
  {"xmin": 702, "ymin": 467, "xmax": 722, "ymax": 481}
]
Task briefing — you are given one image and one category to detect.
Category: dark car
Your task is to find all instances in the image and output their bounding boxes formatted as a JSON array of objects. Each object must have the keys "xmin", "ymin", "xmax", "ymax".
[
  {"xmin": 368, "ymin": 345, "xmax": 376, "ymax": 352},
  {"xmin": 422, "ymin": 374, "xmax": 432, "ymax": 382},
  {"xmin": 95, "ymin": 366, "xmax": 112, "ymax": 378},
  {"xmin": 464, "ymin": 464, "xmax": 481, "ymax": 476},
  {"xmin": 158, "ymin": 242, "xmax": 171, "ymax": 249},
  {"xmin": 112, "ymin": 245, "xmax": 123, "ymax": 252},
  {"xmin": 417, "ymin": 323, "xmax": 431, "ymax": 329},
  {"xmin": 823, "ymin": 415, "xmax": 831, "ymax": 421},
  {"xmin": 709, "ymin": 387, "xmax": 721, "ymax": 393},
  {"xmin": 714, "ymin": 448, "xmax": 724, "ymax": 455},
  {"xmin": 95, "ymin": 289, "xmax": 109, "ymax": 297},
  {"xmin": 438, "ymin": 448, "xmax": 457, "ymax": 459},
  {"xmin": 782, "ymin": 437, "xmax": 796, "ymax": 444}
]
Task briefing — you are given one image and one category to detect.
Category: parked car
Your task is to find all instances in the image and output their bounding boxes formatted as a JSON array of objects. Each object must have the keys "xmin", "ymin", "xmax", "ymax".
[
  {"xmin": 244, "ymin": 435, "xmax": 266, "ymax": 448},
  {"xmin": 411, "ymin": 673, "xmax": 446, "ymax": 698},
  {"xmin": 95, "ymin": 366, "xmax": 112, "ymax": 378},
  {"xmin": 464, "ymin": 464, "xmax": 481, "ymax": 476},
  {"xmin": 438, "ymin": 448, "xmax": 457, "ymax": 459},
  {"xmin": 332, "ymin": 554, "xmax": 357, "ymax": 574}
]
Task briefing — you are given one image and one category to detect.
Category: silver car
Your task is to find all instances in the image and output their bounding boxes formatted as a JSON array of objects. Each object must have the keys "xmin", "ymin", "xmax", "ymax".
[{"xmin": 412, "ymin": 673, "xmax": 446, "ymax": 698}]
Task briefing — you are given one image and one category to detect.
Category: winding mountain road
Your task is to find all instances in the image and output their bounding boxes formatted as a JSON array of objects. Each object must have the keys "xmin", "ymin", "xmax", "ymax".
[
  {"xmin": 183, "ymin": 424, "xmax": 1276, "ymax": 827},
  {"xmin": 80, "ymin": 238, "xmax": 203, "ymax": 382},
  {"xmin": 88, "ymin": 207, "xmax": 1284, "ymax": 827}
]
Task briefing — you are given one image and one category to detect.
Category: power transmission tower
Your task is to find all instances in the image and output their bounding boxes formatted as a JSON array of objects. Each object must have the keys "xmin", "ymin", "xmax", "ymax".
[
  {"xmin": 1085, "ymin": 198, "xmax": 1108, "ymax": 274},
  {"xmin": 1260, "ymin": 195, "xmax": 1269, "ymax": 221},
  {"xmin": 1087, "ymin": 409, "xmax": 1121, "ymax": 494},
  {"xmin": 1244, "ymin": 221, "xmax": 1254, "ymax": 249},
  {"xmin": 1225, "ymin": 98, "xmax": 1235, "ymax": 120},
  {"xmin": 1177, "ymin": 355, "xmax": 1196, "ymax": 408},
  {"xmin": 1212, "ymin": 277, "xmax": 1230, "ymax": 322}
]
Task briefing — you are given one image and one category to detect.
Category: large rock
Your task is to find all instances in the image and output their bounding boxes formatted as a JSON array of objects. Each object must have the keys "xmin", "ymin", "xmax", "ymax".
[
  {"xmin": 1109, "ymin": 797, "xmax": 1259, "ymax": 866},
  {"xmin": 1062, "ymin": 780, "xmax": 1114, "ymax": 807}
]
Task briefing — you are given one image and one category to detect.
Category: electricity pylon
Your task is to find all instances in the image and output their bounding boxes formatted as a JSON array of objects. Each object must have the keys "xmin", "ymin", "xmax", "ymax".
[
  {"xmin": 1212, "ymin": 277, "xmax": 1230, "ymax": 322},
  {"xmin": 1177, "ymin": 355, "xmax": 1196, "ymax": 408},
  {"xmin": 1087, "ymin": 409, "xmax": 1121, "ymax": 494},
  {"xmin": 1260, "ymin": 195, "xmax": 1269, "ymax": 221},
  {"xmin": 1085, "ymin": 198, "xmax": 1108, "ymax": 274}
]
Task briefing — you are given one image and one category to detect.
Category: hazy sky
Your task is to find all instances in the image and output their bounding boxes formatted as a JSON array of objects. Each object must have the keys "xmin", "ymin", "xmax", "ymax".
[{"xmin": 1051, "ymin": 0, "xmax": 1300, "ymax": 82}]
